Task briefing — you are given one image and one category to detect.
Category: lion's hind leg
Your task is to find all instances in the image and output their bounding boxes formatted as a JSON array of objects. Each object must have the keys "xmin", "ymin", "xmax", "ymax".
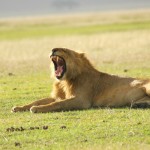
[
  {"xmin": 132, "ymin": 96, "xmax": 150, "ymax": 108},
  {"xmin": 144, "ymin": 83, "xmax": 150, "ymax": 97}
]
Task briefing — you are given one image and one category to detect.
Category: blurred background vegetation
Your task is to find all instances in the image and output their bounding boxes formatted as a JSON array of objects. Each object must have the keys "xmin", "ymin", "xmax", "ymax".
[{"xmin": 0, "ymin": 0, "xmax": 150, "ymax": 76}]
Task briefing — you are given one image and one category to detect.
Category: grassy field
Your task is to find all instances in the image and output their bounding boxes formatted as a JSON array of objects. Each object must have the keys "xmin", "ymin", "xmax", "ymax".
[{"xmin": 0, "ymin": 10, "xmax": 150, "ymax": 150}]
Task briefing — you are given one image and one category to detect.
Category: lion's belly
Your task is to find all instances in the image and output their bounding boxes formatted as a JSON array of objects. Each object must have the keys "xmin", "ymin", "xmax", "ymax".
[
  {"xmin": 93, "ymin": 93, "xmax": 128, "ymax": 107},
  {"xmin": 93, "ymin": 86, "xmax": 145, "ymax": 107}
]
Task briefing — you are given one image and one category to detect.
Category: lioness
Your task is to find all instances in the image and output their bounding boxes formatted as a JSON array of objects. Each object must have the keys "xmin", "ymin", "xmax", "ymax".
[{"xmin": 12, "ymin": 48, "xmax": 150, "ymax": 113}]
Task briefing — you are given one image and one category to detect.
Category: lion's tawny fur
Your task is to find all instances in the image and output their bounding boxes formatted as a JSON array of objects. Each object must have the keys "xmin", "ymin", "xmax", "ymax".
[{"xmin": 12, "ymin": 48, "xmax": 150, "ymax": 113}]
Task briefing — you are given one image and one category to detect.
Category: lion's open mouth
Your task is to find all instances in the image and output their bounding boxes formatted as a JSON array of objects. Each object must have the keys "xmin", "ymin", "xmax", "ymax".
[{"xmin": 51, "ymin": 56, "xmax": 66, "ymax": 79}]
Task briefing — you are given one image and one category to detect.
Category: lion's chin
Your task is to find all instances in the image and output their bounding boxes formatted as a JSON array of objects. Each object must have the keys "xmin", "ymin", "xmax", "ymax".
[{"xmin": 51, "ymin": 55, "xmax": 66, "ymax": 80}]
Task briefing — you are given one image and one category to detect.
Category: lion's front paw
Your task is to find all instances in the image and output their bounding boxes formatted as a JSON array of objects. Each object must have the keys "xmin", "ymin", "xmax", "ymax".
[
  {"xmin": 30, "ymin": 106, "xmax": 48, "ymax": 113},
  {"xmin": 11, "ymin": 106, "xmax": 24, "ymax": 112},
  {"xmin": 30, "ymin": 106, "xmax": 38, "ymax": 113}
]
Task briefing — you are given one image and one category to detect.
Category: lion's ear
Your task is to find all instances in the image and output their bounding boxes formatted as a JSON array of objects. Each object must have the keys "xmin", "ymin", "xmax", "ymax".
[{"xmin": 79, "ymin": 53, "xmax": 85, "ymax": 58}]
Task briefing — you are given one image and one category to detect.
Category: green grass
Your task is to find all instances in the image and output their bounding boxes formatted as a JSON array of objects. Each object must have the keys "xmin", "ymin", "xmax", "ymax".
[
  {"xmin": 1, "ymin": 73, "xmax": 150, "ymax": 150},
  {"xmin": 0, "ymin": 21, "xmax": 150, "ymax": 40},
  {"xmin": 0, "ymin": 10, "xmax": 150, "ymax": 150}
]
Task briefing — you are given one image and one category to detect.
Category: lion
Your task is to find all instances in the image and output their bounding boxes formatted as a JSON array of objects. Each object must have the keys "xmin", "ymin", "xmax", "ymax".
[{"xmin": 12, "ymin": 48, "xmax": 150, "ymax": 113}]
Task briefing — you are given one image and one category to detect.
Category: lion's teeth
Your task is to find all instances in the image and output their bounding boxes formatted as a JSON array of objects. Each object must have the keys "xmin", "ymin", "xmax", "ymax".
[
  {"xmin": 52, "ymin": 56, "xmax": 56, "ymax": 61},
  {"xmin": 56, "ymin": 56, "xmax": 59, "ymax": 62}
]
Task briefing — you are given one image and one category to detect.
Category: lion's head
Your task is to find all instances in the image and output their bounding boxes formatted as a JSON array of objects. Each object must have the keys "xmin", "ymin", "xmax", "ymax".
[{"xmin": 50, "ymin": 48, "xmax": 94, "ymax": 80}]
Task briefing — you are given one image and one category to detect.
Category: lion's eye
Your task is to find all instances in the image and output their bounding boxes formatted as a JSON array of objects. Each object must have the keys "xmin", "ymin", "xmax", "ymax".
[{"xmin": 52, "ymin": 49, "xmax": 58, "ymax": 55}]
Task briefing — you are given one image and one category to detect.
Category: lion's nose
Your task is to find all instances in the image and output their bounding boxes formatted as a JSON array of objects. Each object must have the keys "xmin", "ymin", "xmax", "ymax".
[{"xmin": 50, "ymin": 49, "xmax": 56, "ymax": 58}]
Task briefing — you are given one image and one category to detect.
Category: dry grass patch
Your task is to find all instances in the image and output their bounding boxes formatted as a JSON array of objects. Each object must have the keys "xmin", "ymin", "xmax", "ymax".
[{"xmin": 0, "ymin": 30, "xmax": 150, "ymax": 76}]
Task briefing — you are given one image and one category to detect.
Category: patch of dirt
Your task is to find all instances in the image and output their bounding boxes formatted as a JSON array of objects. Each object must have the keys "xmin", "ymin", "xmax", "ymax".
[
  {"xmin": 42, "ymin": 126, "xmax": 48, "ymax": 130},
  {"xmin": 6, "ymin": 127, "xmax": 25, "ymax": 132},
  {"xmin": 124, "ymin": 69, "xmax": 128, "ymax": 72},
  {"xmin": 6, "ymin": 126, "xmax": 48, "ymax": 132},
  {"xmin": 8, "ymin": 72, "xmax": 15, "ymax": 76},
  {"xmin": 60, "ymin": 125, "xmax": 67, "ymax": 129},
  {"xmin": 15, "ymin": 142, "xmax": 21, "ymax": 147}
]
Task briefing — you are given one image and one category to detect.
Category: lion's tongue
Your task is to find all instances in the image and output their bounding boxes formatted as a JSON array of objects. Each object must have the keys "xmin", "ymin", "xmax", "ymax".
[{"xmin": 55, "ymin": 66, "xmax": 63, "ymax": 77}]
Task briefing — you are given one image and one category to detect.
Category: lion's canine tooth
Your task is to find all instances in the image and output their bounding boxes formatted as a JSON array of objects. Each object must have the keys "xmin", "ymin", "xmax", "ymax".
[
  {"xmin": 56, "ymin": 56, "xmax": 59, "ymax": 62},
  {"xmin": 52, "ymin": 56, "xmax": 57, "ymax": 61}
]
